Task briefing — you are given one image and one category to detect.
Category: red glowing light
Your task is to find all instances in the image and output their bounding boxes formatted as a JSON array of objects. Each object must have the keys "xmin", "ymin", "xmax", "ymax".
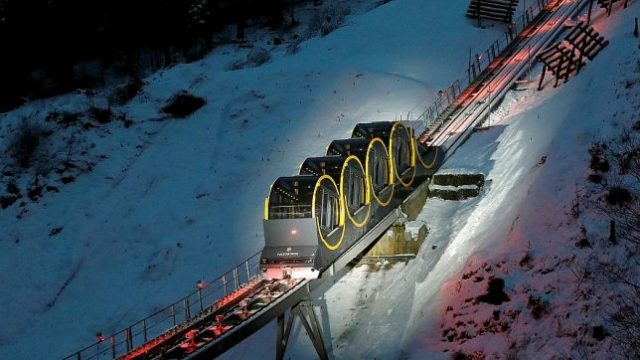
[{"xmin": 291, "ymin": 229, "xmax": 298, "ymax": 235}]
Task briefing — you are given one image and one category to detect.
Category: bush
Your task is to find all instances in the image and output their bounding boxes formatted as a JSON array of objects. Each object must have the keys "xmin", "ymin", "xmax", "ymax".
[
  {"xmin": 228, "ymin": 48, "xmax": 272, "ymax": 71},
  {"xmin": 161, "ymin": 91, "xmax": 206, "ymax": 118},
  {"xmin": 476, "ymin": 278, "xmax": 511, "ymax": 305},
  {"xmin": 307, "ymin": 5, "xmax": 350, "ymax": 37},
  {"xmin": 10, "ymin": 120, "xmax": 45, "ymax": 168},
  {"xmin": 527, "ymin": 295, "xmax": 549, "ymax": 320},
  {"xmin": 604, "ymin": 186, "xmax": 632, "ymax": 207},
  {"xmin": 589, "ymin": 144, "xmax": 610, "ymax": 173},
  {"xmin": 45, "ymin": 110, "xmax": 81, "ymax": 128},
  {"xmin": 113, "ymin": 77, "xmax": 145, "ymax": 105},
  {"xmin": 617, "ymin": 146, "xmax": 640, "ymax": 175},
  {"xmin": 587, "ymin": 173, "xmax": 603, "ymax": 184},
  {"xmin": 246, "ymin": 47, "xmax": 271, "ymax": 67},
  {"xmin": 287, "ymin": 36, "xmax": 302, "ymax": 55},
  {"xmin": 89, "ymin": 106, "xmax": 113, "ymax": 124},
  {"xmin": 451, "ymin": 352, "xmax": 471, "ymax": 360}
]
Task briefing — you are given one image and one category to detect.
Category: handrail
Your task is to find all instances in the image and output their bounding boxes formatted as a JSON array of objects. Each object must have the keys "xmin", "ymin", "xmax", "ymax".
[
  {"xmin": 413, "ymin": 0, "xmax": 555, "ymax": 134},
  {"xmin": 63, "ymin": 251, "xmax": 263, "ymax": 360}
]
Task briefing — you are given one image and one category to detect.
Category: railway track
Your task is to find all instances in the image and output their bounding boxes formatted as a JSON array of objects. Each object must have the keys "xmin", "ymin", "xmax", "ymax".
[{"xmin": 421, "ymin": 0, "xmax": 589, "ymax": 158}]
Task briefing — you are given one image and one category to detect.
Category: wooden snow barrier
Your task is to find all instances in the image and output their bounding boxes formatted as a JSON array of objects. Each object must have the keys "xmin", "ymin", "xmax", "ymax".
[
  {"xmin": 537, "ymin": 22, "xmax": 608, "ymax": 90},
  {"xmin": 595, "ymin": 0, "xmax": 631, "ymax": 17},
  {"xmin": 466, "ymin": 0, "xmax": 520, "ymax": 25},
  {"xmin": 428, "ymin": 173, "xmax": 485, "ymax": 200}
]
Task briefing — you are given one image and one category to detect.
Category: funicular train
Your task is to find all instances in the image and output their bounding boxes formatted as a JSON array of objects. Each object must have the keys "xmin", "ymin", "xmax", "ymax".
[{"xmin": 260, "ymin": 121, "xmax": 444, "ymax": 279}]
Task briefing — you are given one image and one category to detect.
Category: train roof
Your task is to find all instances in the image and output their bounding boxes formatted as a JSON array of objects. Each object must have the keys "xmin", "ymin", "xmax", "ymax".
[
  {"xmin": 352, "ymin": 121, "xmax": 395, "ymax": 139},
  {"xmin": 299, "ymin": 156, "xmax": 345, "ymax": 177},
  {"xmin": 326, "ymin": 138, "xmax": 370, "ymax": 158}
]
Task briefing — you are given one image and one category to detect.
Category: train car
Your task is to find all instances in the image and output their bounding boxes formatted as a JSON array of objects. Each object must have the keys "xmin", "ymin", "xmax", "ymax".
[{"xmin": 261, "ymin": 121, "xmax": 444, "ymax": 279}]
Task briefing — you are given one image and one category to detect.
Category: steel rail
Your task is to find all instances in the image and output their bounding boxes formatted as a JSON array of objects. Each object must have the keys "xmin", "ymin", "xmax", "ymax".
[{"xmin": 425, "ymin": 0, "xmax": 590, "ymax": 160}]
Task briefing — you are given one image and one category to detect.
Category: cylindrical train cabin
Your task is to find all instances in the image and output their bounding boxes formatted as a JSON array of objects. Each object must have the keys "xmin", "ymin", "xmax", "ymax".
[
  {"xmin": 261, "ymin": 121, "xmax": 445, "ymax": 280},
  {"xmin": 352, "ymin": 121, "xmax": 419, "ymax": 188},
  {"xmin": 300, "ymin": 156, "xmax": 368, "ymax": 226},
  {"xmin": 262, "ymin": 175, "xmax": 344, "ymax": 279}
]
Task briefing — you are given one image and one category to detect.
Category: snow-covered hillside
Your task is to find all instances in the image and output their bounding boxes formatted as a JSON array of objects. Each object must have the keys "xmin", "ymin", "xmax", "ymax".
[
  {"xmin": 0, "ymin": 0, "xmax": 507, "ymax": 358},
  {"xmin": 404, "ymin": 4, "xmax": 640, "ymax": 359},
  {"xmin": 1, "ymin": 0, "xmax": 637, "ymax": 359}
]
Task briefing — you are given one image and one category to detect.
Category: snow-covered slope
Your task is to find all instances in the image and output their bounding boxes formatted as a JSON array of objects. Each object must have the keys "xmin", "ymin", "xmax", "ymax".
[
  {"xmin": 0, "ymin": 0, "xmax": 509, "ymax": 358},
  {"xmin": 2, "ymin": 0, "xmax": 636, "ymax": 358},
  {"xmin": 269, "ymin": 3, "xmax": 640, "ymax": 359},
  {"xmin": 403, "ymin": 4, "xmax": 640, "ymax": 359}
]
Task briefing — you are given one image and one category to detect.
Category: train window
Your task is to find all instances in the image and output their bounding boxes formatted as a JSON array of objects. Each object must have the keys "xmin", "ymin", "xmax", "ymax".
[
  {"xmin": 395, "ymin": 139, "xmax": 409, "ymax": 172},
  {"xmin": 373, "ymin": 155, "xmax": 385, "ymax": 192},
  {"xmin": 347, "ymin": 171, "xmax": 365, "ymax": 211},
  {"xmin": 373, "ymin": 158, "xmax": 380, "ymax": 190},
  {"xmin": 333, "ymin": 196, "xmax": 340, "ymax": 226},
  {"xmin": 319, "ymin": 188, "xmax": 335, "ymax": 232},
  {"xmin": 348, "ymin": 170, "xmax": 358, "ymax": 210}
]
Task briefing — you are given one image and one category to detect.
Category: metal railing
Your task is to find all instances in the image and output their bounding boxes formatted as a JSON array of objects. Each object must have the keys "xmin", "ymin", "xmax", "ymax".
[
  {"xmin": 269, "ymin": 204, "xmax": 313, "ymax": 219},
  {"xmin": 414, "ymin": 0, "xmax": 553, "ymax": 132},
  {"xmin": 63, "ymin": 251, "xmax": 263, "ymax": 360}
]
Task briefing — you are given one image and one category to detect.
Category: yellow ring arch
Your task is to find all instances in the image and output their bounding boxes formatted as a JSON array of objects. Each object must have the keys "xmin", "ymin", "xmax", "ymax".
[
  {"xmin": 416, "ymin": 141, "xmax": 440, "ymax": 169},
  {"xmin": 340, "ymin": 155, "xmax": 371, "ymax": 228},
  {"xmin": 264, "ymin": 181, "xmax": 276, "ymax": 220},
  {"xmin": 389, "ymin": 122, "xmax": 416, "ymax": 188},
  {"xmin": 366, "ymin": 137, "xmax": 394, "ymax": 207},
  {"xmin": 312, "ymin": 175, "xmax": 346, "ymax": 251}
]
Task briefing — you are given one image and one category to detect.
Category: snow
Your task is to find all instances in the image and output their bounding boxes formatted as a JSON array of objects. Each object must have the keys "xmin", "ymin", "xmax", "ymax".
[{"xmin": 0, "ymin": 0, "xmax": 637, "ymax": 359}]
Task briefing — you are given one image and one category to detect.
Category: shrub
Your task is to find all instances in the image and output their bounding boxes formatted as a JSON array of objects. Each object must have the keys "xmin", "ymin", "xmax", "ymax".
[
  {"xmin": 10, "ymin": 119, "xmax": 45, "ymax": 168},
  {"xmin": 587, "ymin": 173, "xmax": 603, "ymax": 184},
  {"xmin": 113, "ymin": 77, "xmax": 145, "ymax": 105},
  {"xmin": 527, "ymin": 295, "xmax": 549, "ymax": 320},
  {"xmin": 245, "ymin": 47, "xmax": 271, "ymax": 67},
  {"xmin": 617, "ymin": 146, "xmax": 640, "ymax": 175},
  {"xmin": 476, "ymin": 278, "xmax": 511, "ymax": 305},
  {"xmin": 89, "ymin": 106, "xmax": 113, "ymax": 124},
  {"xmin": 227, "ymin": 48, "xmax": 272, "ymax": 71},
  {"xmin": 589, "ymin": 144, "xmax": 610, "ymax": 173},
  {"xmin": 45, "ymin": 110, "xmax": 81, "ymax": 128},
  {"xmin": 307, "ymin": 4, "xmax": 350, "ymax": 37},
  {"xmin": 592, "ymin": 325, "xmax": 609, "ymax": 341},
  {"xmin": 287, "ymin": 36, "xmax": 302, "ymax": 54},
  {"xmin": 161, "ymin": 91, "xmax": 206, "ymax": 118},
  {"xmin": 604, "ymin": 186, "xmax": 632, "ymax": 207},
  {"xmin": 451, "ymin": 352, "xmax": 471, "ymax": 360}
]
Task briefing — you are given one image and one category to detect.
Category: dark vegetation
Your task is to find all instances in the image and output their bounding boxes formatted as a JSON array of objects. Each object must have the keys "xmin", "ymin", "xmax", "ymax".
[
  {"xmin": 89, "ymin": 107, "xmax": 114, "ymax": 124},
  {"xmin": 526, "ymin": 295, "xmax": 549, "ymax": 320},
  {"xmin": 112, "ymin": 78, "xmax": 146, "ymax": 105},
  {"xmin": 0, "ymin": 0, "xmax": 325, "ymax": 113},
  {"xmin": 476, "ymin": 278, "xmax": 510, "ymax": 305},
  {"xmin": 161, "ymin": 91, "xmax": 206, "ymax": 118},
  {"xmin": 588, "ymin": 121, "xmax": 640, "ymax": 357},
  {"xmin": 10, "ymin": 119, "xmax": 47, "ymax": 169},
  {"xmin": 1, "ymin": 106, "xmax": 111, "ymax": 212}
]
